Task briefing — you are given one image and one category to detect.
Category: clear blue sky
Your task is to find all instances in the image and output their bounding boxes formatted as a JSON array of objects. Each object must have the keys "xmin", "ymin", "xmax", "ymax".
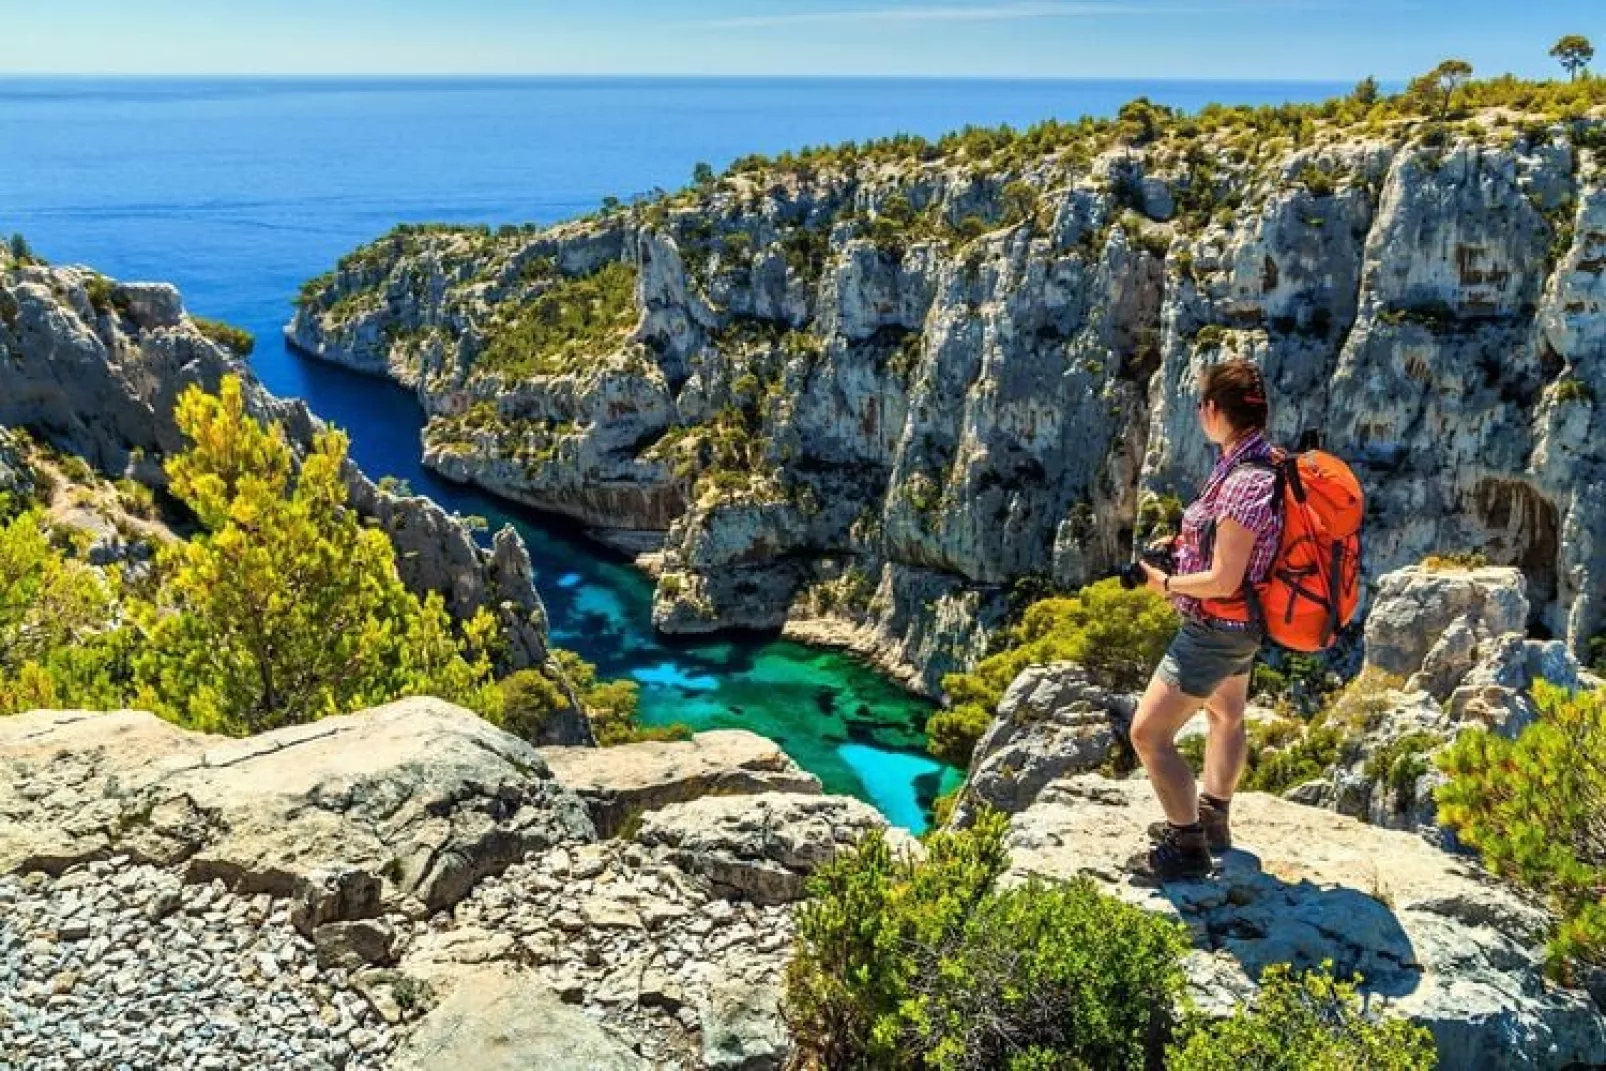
[{"xmin": 2, "ymin": 1, "xmax": 1599, "ymax": 81}]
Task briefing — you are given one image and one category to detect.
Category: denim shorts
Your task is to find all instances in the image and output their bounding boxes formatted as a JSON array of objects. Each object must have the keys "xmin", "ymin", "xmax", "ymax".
[{"xmin": 1157, "ymin": 617, "xmax": 1263, "ymax": 698}]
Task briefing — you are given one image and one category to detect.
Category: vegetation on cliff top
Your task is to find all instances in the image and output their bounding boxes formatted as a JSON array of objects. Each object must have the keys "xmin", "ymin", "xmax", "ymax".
[{"xmin": 478, "ymin": 260, "xmax": 638, "ymax": 377}]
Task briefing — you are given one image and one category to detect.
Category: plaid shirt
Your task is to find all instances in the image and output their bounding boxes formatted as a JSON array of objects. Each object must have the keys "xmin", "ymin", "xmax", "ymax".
[{"xmin": 1171, "ymin": 430, "xmax": 1282, "ymax": 628}]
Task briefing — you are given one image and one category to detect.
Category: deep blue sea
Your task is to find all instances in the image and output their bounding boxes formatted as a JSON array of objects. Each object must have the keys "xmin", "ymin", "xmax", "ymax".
[{"xmin": 0, "ymin": 76, "xmax": 1350, "ymax": 829}]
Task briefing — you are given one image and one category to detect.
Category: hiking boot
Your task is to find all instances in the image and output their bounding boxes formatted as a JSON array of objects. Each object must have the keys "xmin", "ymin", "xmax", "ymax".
[
  {"xmin": 1147, "ymin": 796, "xmax": 1232, "ymax": 854},
  {"xmin": 1130, "ymin": 822, "xmax": 1213, "ymax": 884}
]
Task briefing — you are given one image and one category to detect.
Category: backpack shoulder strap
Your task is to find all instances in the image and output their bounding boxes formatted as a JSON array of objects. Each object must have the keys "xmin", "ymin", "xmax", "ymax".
[{"xmin": 1224, "ymin": 453, "xmax": 1287, "ymax": 513}]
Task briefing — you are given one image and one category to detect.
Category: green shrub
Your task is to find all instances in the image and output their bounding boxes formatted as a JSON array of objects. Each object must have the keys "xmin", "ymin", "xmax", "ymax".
[
  {"xmin": 478, "ymin": 261, "xmax": 638, "ymax": 377},
  {"xmin": 1554, "ymin": 377, "xmax": 1594, "ymax": 404},
  {"xmin": 1167, "ymin": 962, "xmax": 1437, "ymax": 1071},
  {"xmin": 933, "ymin": 580, "xmax": 1177, "ymax": 766},
  {"xmin": 0, "ymin": 510, "xmax": 118, "ymax": 711},
  {"xmin": 1437, "ymin": 682, "xmax": 1606, "ymax": 979},
  {"xmin": 191, "ymin": 316, "xmax": 255, "ymax": 356},
  {"xmin": 1000, "ymin": 181, "xmax": 1038, "ymax": 225},
  {"xmin": 1363, "ymin": 731, "xmax": 1443, "ymax": 811},
  {"xmin": 1136, "ymin": 492, "xmax": 1186, "ymax": 542},
  {"xmin": 784, "ymin": 809, "xmax": 1189, "ymax": 1070},
  {"xmin": 549, "ymin": 647, "xmax": 690, "ymax": 746},
  {"xmin": 1296, "ymin": 164, "xmax": 1338, "ymax": 197},
  {"xmin": 83, "ymin": 274, "xmax": 118, "ymax": 315},
  {"xmin": 7, "ymin": 233, "xmax": 40, "ymax": 265},
  {"xmin": 1240, "ymin": 668, "xmax": 1403, "ymax": 794},
  {"xmin": 1421, "ymin": 550, "xmax": 1489, "ymax": 571},
  {"xmin": 1241, "ymin": 720, "xmax": 1348, "ymax": 794},
  {"xmin": 494, "ymin": 667, "xmax": 570, "ymax": 741}
]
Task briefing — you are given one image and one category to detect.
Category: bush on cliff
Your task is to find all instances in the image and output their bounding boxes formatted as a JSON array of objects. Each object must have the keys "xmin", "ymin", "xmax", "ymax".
[
  {"xmin": 191, "ymin": 316, "xmax": 255, "ymax": 356},
  {"xmin": 783, "ymin": 808, "xmax": 1189, "ymax": 1070},
  {"xmin": 785, "ymin": 808, "xmax": 1431, "ymax": 1070},
  {"xmin": 0, "ymin": 509, "xmax": 119, "ymax": 711},
  {"xmin": 129, "ymin": 376, "xmax": 504, "ymax": 733},
  {"xmin": 552, "ymin": 647, "xmax": 692, "ymax": 745},
  {"xmin": 1167, "ymin": 962, "xmax": 1437, "ymax": 1071},
  {"xmin": 930, "ymin": 579, "xmax": 1175, "ymax": 767},
  {"xmin": 478, "ymin": 261, "xmax": 638, "ymax": 377},
  {"xmin": 1437, "ymin": 681, "xmax": 1606, "ymax": 979}
]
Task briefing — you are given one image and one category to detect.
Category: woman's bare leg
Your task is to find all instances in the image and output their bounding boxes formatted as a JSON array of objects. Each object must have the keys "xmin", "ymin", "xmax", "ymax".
[
  {"xmin": 1130, "ymin": 671, "xmax": 1209, "ymax": 825},
  {"xmin": 1201, "ymin": 672, "xmax": 1250, "ymax": 801}
]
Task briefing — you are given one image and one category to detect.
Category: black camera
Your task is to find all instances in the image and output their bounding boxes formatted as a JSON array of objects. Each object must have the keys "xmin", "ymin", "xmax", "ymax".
[{"xmin": 1118, "ymin": 545, "xmax": 1176, "ymax": 591}]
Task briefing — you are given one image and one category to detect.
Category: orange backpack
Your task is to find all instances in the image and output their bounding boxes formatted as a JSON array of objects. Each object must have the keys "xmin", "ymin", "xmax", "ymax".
[{"xmin": 1200, "ymin": 448, "xmax": 1365, "ymax": 652}]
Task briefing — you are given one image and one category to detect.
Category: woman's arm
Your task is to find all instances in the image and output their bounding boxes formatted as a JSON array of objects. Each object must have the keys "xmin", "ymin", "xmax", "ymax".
[{"xmin": 1142, "ymin": 517, "xmax": 1257, "ymax": 599}]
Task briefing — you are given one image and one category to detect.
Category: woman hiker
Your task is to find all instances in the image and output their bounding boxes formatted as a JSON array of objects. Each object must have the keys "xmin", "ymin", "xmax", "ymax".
[{"xmin": 1131, "ymin": 359, "xmax": 1284, "ymax": 882}]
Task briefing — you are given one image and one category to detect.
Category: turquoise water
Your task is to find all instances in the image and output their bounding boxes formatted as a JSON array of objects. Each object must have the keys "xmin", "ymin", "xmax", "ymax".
[{"xmin": 0, "ymin": 76, "xmax": 1351, "ymax": 829}]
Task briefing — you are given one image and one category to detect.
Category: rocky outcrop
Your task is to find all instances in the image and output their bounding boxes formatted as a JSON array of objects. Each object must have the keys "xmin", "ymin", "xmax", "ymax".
[
  {"xmin": 0, "ymin": 698, "xmax": 908, "ymax": 1068},
  {"xmin": 290, "ymin": 115, "xmax": 1606, "ymax": 690},
  {"xmin": 388, "ymin": 966, "xmax": 646, "ymax": 1071},
  {"xmin": 0, "ymin": 259, "xmax": 588, "ymax": 740},
  {"xmin": 951, "ymin": 662, "xmax": 1133, "ymax": 826},
  {"xmin": 1285, "ymin": 564, "xmax": 1588, "ymax": 834},
  {"xmin": 540, "ymin": 729, "xmax": 822, "ymax": 836},
  {"xmin": 635, "ymin": 792, "xmax": 918, "ymax": 906},
  {"xmin": 0, "ymin": 700, "xmax": 594, "ymax": 915},
  {"xmin": 1004, "ymin": 774, "xmax": 1606, "ymax": 1069},
  {"xmin": 0, "ymin": 426, "xmax": 33, "ymax": 501}
]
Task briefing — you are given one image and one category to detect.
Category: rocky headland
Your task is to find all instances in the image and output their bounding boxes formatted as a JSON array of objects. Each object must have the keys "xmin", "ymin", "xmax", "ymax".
[{"xmin": 288, "ymin": 104, "xmax": 1606, "ymax": 693}]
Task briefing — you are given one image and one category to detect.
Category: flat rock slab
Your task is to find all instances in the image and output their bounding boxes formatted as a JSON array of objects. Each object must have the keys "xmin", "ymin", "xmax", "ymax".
[
  {"xmin": 389, "ymin": 966, "xmax": 646, "ymax": 1071},
  {"xmin": 1003, "ymin": 774, "xmax": 1606, "ymax": 1071},
  {"xmin": 635, "ymin": 791, "xmax": 918, "ymax": 906},
  {"xmin": 541, "ymin": 730, "xmax": 820, "ymax": 836},
  {"xmin": 0, "ymin": 699, "xmax": 594, "ymax": 917}
]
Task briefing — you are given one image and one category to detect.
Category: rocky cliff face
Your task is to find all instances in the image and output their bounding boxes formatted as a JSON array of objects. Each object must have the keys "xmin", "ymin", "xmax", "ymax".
[
  {"xmin": 288, "ymin": 111, "xmax": 1606, "ymax": 692},
  {"xmin": 0, "ymin": 257, "xmax": 590, "ymax": 743}
]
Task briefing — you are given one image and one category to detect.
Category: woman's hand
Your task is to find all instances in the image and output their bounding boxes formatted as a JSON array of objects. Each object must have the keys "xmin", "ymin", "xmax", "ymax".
[{"xmin": 1140, "ymin": 560, "xmax": 1170, "ymax": 596}]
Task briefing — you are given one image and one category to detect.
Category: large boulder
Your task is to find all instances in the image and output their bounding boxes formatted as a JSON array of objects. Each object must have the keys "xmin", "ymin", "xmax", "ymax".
[
  {"xmin": 540, "ymin": 730, "xmax": 821, "ymax": 836},
  {"xmin": 389, "ymin": 966, "xmax": 646, "ymax": 1071},
  {"xmin": 1364, "ymin": 565, "xmax": 1530, "ymax": 695},
  {"xmin": 700, "ymin": 974, "xmax": 790, "ymax": 1071},
  {"xmin": 1281, "ymin": 563, "xmax": 1589, "ymax": 835},
  {"xmin": 0, "ymin": 699, "xmax": 594, "ymax": 920},
  {"xmin": 1003, "ymin": 774, "xmax": 1606, "ymax": 1070},
  {"xmin": 952, "ymin": 662, "xmax": 1133, "ymax": 827},
  {"xmin": 633, "ymin": 792, "xmax": 917, "ymax": 906}
]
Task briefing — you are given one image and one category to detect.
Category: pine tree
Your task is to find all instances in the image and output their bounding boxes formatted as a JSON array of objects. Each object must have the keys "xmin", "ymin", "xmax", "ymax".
[
  {"xmin": 130, "ymin": 376, "xmax": 501, "ymax": 734},
  {"xmin": 1437, "ymin": 682, "xmax": 1606, "ymax": 978},
  {"xmin": 1551, "ymin": 35, "xmax": 1595, "ymax": 81},
  {"xmin": 0, "ymin": 509, "xmax": 118, "ymax": 712}
]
